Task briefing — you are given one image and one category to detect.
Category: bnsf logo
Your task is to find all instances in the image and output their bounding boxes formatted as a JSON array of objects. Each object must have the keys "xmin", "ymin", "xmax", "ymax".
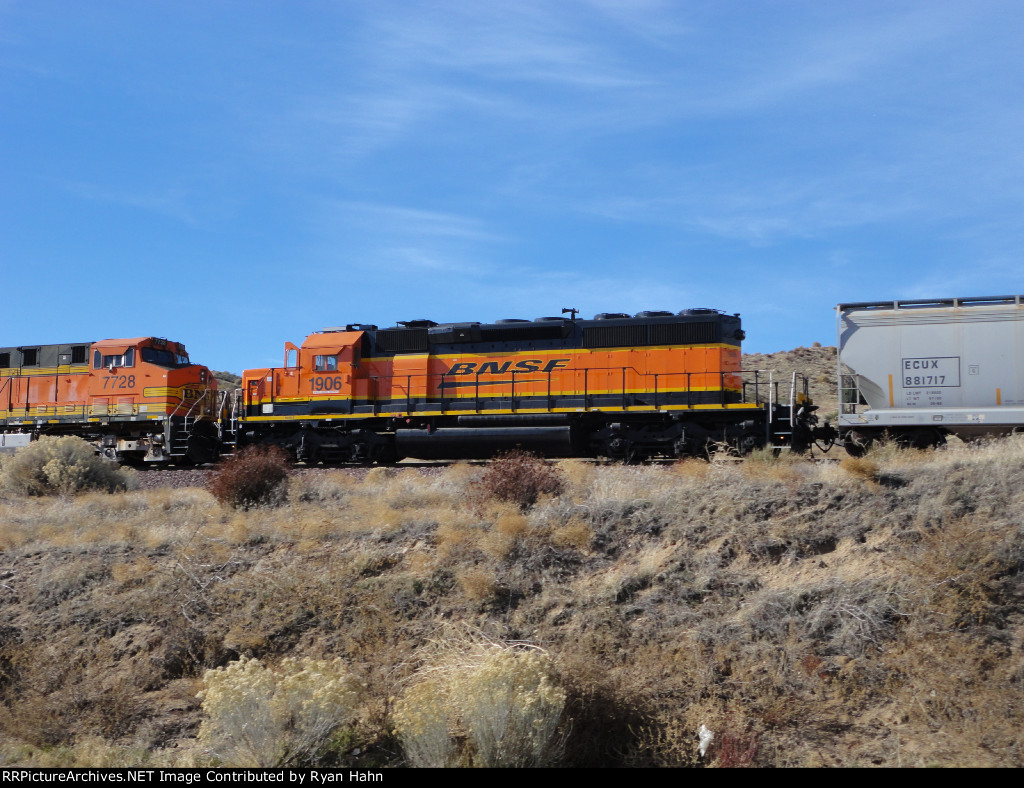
[
  {"xmin": 182, "ymin": 388, "xmax": 204, "ymax": 400},
  {"xmin": 446, "ymin": 359, "xmax": 569, "ymax": 375}
]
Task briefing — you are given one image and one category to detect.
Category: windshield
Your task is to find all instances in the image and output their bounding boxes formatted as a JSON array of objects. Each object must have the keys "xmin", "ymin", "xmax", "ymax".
[{"xmin": 141, "ymin": 347, "xmax": 190, "ymax": 368}]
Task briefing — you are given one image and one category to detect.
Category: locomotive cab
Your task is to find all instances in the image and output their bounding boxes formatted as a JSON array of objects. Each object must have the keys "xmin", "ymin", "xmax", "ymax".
[{"xmin": 242, "ymin": 330, "xmax": 368, "ymax": 420}]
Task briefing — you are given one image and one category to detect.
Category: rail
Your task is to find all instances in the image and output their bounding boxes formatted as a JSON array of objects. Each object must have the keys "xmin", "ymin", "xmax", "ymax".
[{"xmin": 220, "ymin": 388, "xmax": 241, "ymax": 431}]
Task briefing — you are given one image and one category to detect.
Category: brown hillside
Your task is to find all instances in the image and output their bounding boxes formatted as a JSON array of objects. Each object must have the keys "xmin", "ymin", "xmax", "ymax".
[{"xmin": 742, "ymin": 345, "xmax": 839, "ymax": 418}]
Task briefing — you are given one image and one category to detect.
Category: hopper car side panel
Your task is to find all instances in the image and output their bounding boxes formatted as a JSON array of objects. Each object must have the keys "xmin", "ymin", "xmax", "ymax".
[{"xmin": 837, "ymin": 295, "xmax": 1024, "ymax": 451}]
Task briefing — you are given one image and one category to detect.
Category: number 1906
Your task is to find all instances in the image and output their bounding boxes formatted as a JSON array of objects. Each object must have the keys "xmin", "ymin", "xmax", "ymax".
[{"xmin": 311, "ymin": 376, "xmax": 343, "ymax": 392}]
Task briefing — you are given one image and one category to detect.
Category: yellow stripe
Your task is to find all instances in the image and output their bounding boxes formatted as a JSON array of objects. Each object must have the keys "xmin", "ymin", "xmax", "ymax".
[
  {"xmin": 888, "ymin": 374, "xmax": 894, "ymax": 407},
  {"xmin": 362, "ymin": 342, "xmax": 739, "ymax": 364},
  {"xmin": 262, "ymin": 384, "xmax": 741, "ymax": 406},
  {"xmin": 143, "ymin": 386, "xmax": 186, "ymax": 398},
  {"xmin": 242, "ymin": 402, "xmax": 765, "ymax": 422},
  {"xmin": 2, "ymin": 411, "xmax": 166, "ymax": 421},
  {"xmin": 0, "ymin": 366, "xmax": 88, "ymax": 376}
]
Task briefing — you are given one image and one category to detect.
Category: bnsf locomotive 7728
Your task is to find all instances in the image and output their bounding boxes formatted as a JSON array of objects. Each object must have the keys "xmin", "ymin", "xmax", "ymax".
[
  {"xmin": 0, "ymin": 337, "xmax": 220, "ymax": 464},
  {"xmin": 235, "ymin": 309, "xmax": 831, "ymax": 463}
]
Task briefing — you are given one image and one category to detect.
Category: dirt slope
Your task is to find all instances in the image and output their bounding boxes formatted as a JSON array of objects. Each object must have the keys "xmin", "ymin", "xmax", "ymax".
[
  {"xmin": 742, "ymin": 345, "xmax": 839, "ymax": 418},
  {"xmin": 1, "ymin": 437, "xmax": 1022, "ymax": 768}
]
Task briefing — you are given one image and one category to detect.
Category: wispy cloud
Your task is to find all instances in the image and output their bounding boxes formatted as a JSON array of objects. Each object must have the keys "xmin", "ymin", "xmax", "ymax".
[
  {"xmin": 366, "ymin": 2, "xmax": 655, "ymax": 89},
  {"xmin": 58, "ymin": 179, "xmax": 201, "ymax": 225},
  {"xmin": 257, "ymin": 1, "xmax": 681, "ymax": 162},
  {"xmin": 684, "ymin": 5, "xmax": 971, "ymax": 115},
  {"xmin": 259, "ymin": 2, "xmax": 1008, "ymax": 251},
  {"xmin": 306, "ymin": 201, "xmax": 510, "ymax": 277},
  {"xmin": 903, "ymin": 256, "xmax": 1024, "ymax": 300},
  {"xmin": 331, "ymin": 201, "xmax": 508, "ymax": 243}
]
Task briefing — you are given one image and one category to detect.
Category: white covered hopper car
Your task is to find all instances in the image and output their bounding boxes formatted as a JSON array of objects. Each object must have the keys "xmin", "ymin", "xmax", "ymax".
[{"xmin": 837, "ymin": 295, "xmax": 1024, "ymax": 453}]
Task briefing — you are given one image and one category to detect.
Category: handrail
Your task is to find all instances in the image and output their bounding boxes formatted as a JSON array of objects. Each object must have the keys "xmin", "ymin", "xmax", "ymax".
[
  {"xmin": 362, "ymin": 365, "xmax": 747, "ymax": 413},
  {"xmin": 183, "ymin": 387, "xmax": 210, "ymax": 422},
  {"xmin": 167, "ymin": 385, "xmax": 215, "ymax": 456},
  {"xmin": 217, "ymin": 388, "xmax": 242, "ymax": 438},
  {"xmin": 839, "ymin": 373, "xmax": 862, "ymax": 415},
  {"xmin": 0, "ymin": 376, "xmax": 11, "ymax": 414}
]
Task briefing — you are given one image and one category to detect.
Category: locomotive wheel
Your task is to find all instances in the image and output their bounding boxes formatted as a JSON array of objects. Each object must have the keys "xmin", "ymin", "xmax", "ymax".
[
  {"xmin": 605, "ymin": 434, "xmax": 629, "ymax": 459},
  {"xmin": 843, "ymin": 430, "xmax": 873, "ymax": 457},
  {"xmin": 604, "ymin": 433, "xmax": 643, "ymax": 463},
  {"xmin": 186, "ymin": 422, "xmax": 221, "ymax": 465}
]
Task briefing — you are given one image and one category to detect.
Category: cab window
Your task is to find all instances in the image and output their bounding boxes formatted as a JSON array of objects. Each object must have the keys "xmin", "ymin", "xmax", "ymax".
[
  {"xmin": 93, "ymin": 348, "xmax": 135, "ymax": 369},
  {"xmin": 314, "ymin": 354, "xmax": 338, "ymax": 372},
  {"xmin": 141, "ymin": 348, "xmax": 190, "ymax": 367}
]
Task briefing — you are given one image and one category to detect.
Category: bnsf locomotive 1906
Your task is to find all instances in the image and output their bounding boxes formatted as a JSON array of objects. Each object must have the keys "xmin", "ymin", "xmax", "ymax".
[
  {"xmin": 0, "ymin": 337, "xmax": 220, "ymax": 464},
  {"xmin": 234, "ymin": 309, "xmax": 831, "ymax": 463}
]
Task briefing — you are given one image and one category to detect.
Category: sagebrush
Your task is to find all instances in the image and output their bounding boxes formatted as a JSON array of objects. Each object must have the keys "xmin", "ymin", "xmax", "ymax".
[
  {"xmin": 0, "ymin": 436, "xmax": 131, "ymax": 496},
  {"xmin": 393, "ymin": 636, "xmax": 567, "ymax": 767},
  {"xmin": 197, "ymin": 656, "xmax": 361, "ymax": 767},
  {"xmin": 207, "ymin": 445, "xmax": 289, "ymax": 509},
  {"xmin": 473, "ymin": 450, "xmax": 564, "ymax": 510},
  {"xmin": 3, "ymin": 434, "xmax": 1024, "ymax": 767}
]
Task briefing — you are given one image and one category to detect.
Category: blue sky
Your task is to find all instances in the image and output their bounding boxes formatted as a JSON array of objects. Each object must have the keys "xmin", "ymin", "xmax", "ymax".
[{"xmin": 2, "ymin": 1, "xmax": 1023, "ymax": 374}]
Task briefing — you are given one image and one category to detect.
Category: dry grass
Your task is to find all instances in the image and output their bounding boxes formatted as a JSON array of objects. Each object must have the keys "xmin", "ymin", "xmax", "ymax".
[{"xmin": 2, "ymin": 436, "xmax": 1024, "ymax": 766}]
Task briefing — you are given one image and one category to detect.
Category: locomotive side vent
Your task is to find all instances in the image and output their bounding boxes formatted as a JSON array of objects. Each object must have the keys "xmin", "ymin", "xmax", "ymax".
[
  {"xmin": 480, "ymin": 323, "xmax": 569, "ymax": 343},
  {"xmin": 582, "ymin": 324, "xmax": 650, "ymax": 348},
  {"xmin": 583, "ymin": 320, "xmax": 722, "ymax": 348},
  {"xmin": 428, "ymin": 323, "xmax": 482, "ymax": 344},
  {"xmin": 376, "ymin": 328, "xmax": 429, "ymax": 353},
  {"xmin": 650, "ymin": 321, "xmax": 720, "ymax": 344}
]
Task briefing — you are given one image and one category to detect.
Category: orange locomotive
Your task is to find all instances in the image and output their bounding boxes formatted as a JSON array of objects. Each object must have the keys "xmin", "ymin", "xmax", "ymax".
[
  {"xmin": 0, "ymin": 337, "xmax": 220, "ymax": 463},
  {"xmin": 236, "ymin": 309, "xmax": 828, "ymax": 462}
]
